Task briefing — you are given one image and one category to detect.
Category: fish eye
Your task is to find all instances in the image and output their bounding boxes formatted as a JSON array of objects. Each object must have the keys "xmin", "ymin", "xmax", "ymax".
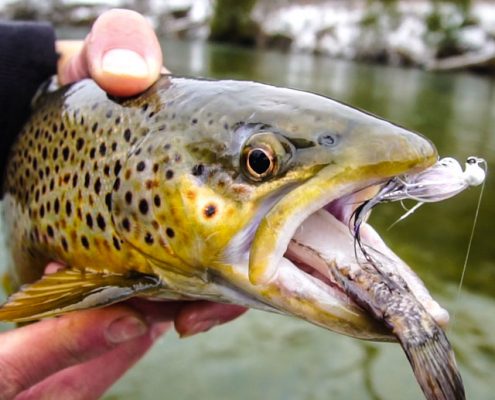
[
  {"xmin": 241, "ymin": 131, "xmax": 293, "ymax": 182},
  {"xmin": 246, "ymin": 147, "xmax": 275, "ymax": 179}
]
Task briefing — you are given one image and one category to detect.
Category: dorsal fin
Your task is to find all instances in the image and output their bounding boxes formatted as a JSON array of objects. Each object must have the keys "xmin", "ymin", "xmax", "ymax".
[{"xmin": 0, "ymin": 269, "xmax": 162, "ymax": 322}]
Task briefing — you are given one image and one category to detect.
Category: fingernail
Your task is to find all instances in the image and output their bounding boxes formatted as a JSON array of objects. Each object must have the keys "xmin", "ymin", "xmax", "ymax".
[
  {"xmin": 180, "ymin": 319, "xmax": 221, "ymax": 338},
  {"xmin": 150, "ymin": 322, "xmax": 171, "ymax": 341},
  {"xmin": 101, "ymin": 48, "xmax": 149, "ymax": 77},
  {"xmin": 106, "ymin": 315, "xmax": 148, "ymax": 344}
]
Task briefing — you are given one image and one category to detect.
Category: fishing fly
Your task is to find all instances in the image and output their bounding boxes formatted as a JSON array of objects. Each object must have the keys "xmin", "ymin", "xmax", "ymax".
[{"xmin": 353, "ymin": 156, "xmax": 487, "ymax": 263}]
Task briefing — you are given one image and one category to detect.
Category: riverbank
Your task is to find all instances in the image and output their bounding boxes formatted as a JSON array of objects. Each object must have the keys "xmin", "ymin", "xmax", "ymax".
[{"xmin": 1, "ymin": 0, "xmax": 494, "ymax": 72}]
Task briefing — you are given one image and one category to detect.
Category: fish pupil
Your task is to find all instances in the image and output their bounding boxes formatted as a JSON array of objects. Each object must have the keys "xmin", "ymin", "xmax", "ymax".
[{"xmin": 248, "ymin": 149, "xmax": 271, "ymax": 175}]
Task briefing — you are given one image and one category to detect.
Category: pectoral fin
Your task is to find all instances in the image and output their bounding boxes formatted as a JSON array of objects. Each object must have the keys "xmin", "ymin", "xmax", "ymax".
[{"xmin": 0, "ymin": 269, "xmax": 162, "ymax": 322}]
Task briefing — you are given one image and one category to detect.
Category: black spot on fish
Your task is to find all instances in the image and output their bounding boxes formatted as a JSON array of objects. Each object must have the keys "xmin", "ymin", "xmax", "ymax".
[
  {"xmin": 114, "ymin": 160, "xmax": 122, "ymax": 176},
  {"xmin": 153, "ymin": 195, "xmax": 161, "ymax": 207},
  {"xmin": 106, "ymin": 109, "xmax": 113, "ymax": 119},
  {"xmin": 99, "ymin": 143, "xmax": 106, "ymax": 156},
  {"xmin": 139, "ymin": 199, "xmax": 149, "ymax": 215},
  {"xmin": 61, "ymin": 237, "xmax": 68, "ymax": 252},
  {"xmin": 40, "ymin": 204, "xmax": 45, "ymax": 218},
  {"xmin": 84, "ymin": 172, "xmax": 90, "ymax": 188},
  {"xmin": 76, "ymin": 137, "xmax": 84, "ymax": 151},
  {"xmin": 54, "ymin": 198, "xmax": 60, "ymax": 213},
  {"xmin": 125, "ymin": 191, "xmax": 133, "ymax": 204},
  {"xmin": 65, "ymin": 201, "xmax": 72, "ymax": 216},
  {"xmin": 86, "ymin": 214, "xmax": 93, "ymax": 228},
  {"xmin": 166, "ymin": 170, "xmax": 174, "ymax": 180},
  {"xmin": 144, "ymin": 232, "xmax": 154, "ymax": 245},
  {"xmin": 122, "ymin": 218, "xmax": 130, "ymax": 232},
  {"xmin": 105, "ymin": 193, "xmax": 112, "ymax": 211},
  {"xmin": 89, "ymin": 147, "xmax": 96, "ymax": 159},
  {"xmin": 192, "ymin": 164, "xmax": 204, "ymax": 176},
  {"xmin": 96, "ymin": 214, "xmax": 106, "ymax": 230},
  {"xmin": 204, "ymin": 204, "xmax": 217, "ymax": 218},
  {"xmin": 81, "ymin": 235, "xmax": 90, "ymax": 249},
  {"xmin": 113, "ymin": 178, "xmax": 121, "ymax": 191},
  {"xmin": 166, "ymin": 228, "xmax": 175, "ymax": 238},
  {"xmin": 72, "ymin": 174, "xmax": 78, "ymax": 188},
  {"xmin": 137, "ymin": 161, "xmax": 146, "ymax": 172},
  {"xmin": 124, "ymin": 128, "xmax": 131, "ymax": 142},
  {"xmin": 191, "ymin": 118, "xmax": 198, "ymax": 125},
  {"xmin": 104, "ymin": 165, "xmax": 110, "ymax": 176},
  {"xmin": 92, "ymin": 122, "xmax": 98, "ymax": 133},
  {"xmin": 112, "ymin": 236, "xmax": 121, "ymax": 250},
  {"xmin": 52, "ymin": 148, "xmax": 58, "ymax": 161},
  {"xmin": 94, "ymin": 178, "xmax": 101, "ymax": 195},
  {"xmin": 62, "ymin": 147, "xmax": 70, "ymax": 161},
  {"xmin": 47, "ymin": 225, "xmax": 54, "ymax": 238}
]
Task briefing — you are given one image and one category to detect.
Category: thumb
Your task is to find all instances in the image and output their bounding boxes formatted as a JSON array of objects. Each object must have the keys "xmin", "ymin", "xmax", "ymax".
[{"xmin": 59, "ymin": 9, "xmax": 164, "ymax": 96}]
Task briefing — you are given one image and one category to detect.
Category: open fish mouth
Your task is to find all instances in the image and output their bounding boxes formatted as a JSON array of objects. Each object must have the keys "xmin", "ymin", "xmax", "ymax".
[
  {"xmin": 285, "ymin": 182, "xmax": 450, "ymax": 329},
  {"xmin": 239, "ymin": 155, "xmax": 448, "ymax": 341}
]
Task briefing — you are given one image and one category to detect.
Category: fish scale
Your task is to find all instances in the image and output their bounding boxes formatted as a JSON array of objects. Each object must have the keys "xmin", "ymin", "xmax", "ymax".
[{"xmin": 4, "ymin": 79, "xmax": 156, "ymax": 282}]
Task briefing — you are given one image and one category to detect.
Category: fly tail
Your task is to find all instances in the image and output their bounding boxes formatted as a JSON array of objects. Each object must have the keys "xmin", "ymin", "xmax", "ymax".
[{"xmin": 398, "ymin": 325, "xmax": 465, "ymax": 400}]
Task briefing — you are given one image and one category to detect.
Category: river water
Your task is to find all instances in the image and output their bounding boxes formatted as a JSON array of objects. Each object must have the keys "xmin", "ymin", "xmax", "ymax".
[{"xmin": 3, "ymin": 37, "xmax": 495, "ymax": 399}]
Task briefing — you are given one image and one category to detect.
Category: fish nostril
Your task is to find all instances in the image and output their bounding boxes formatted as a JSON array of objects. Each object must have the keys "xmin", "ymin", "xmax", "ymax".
[{"xmin": 317, "ymin": 133, "xmax": 339, "ymax": 148}]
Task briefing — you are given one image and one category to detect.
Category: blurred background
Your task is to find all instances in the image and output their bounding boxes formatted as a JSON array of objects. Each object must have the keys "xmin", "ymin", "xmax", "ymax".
[{"xmin": 1, "ymin": 1, "xmax": 494, "ymax": 399}]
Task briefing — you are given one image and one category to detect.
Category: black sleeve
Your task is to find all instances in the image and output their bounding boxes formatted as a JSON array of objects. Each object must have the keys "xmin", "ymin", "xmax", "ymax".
[{"xmin": 0, "ymin": 21, "xmax": 58, "ymax": 182}]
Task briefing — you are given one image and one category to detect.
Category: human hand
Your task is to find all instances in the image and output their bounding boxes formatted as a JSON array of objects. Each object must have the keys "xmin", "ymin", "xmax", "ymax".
[
  {"xmin": 0, "ymin": 299, "xmax": 245, "ymax": 399},
  {"xmin": 56, "ymin": 8, "xmax": 166, "ymax": 97}
]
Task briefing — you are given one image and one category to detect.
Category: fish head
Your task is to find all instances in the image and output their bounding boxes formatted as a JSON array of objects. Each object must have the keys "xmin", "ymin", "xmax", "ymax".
[{"xmin": 114, "ymin": 77, "xmax": 441, "ymax": 340}]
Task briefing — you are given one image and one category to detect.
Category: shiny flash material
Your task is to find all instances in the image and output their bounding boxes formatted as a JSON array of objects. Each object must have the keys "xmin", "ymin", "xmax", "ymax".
[
  {"xmin": 381, "ymin": 156, "xmax": 486, "ymax": 203},
  {"xmin": 354, "ymin": 157, "xmax": 486, "ymax": 234}
]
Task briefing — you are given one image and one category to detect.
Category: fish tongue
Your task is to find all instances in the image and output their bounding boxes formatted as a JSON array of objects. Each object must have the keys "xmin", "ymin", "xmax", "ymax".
[{"xmin": 291, "ymin": 210, "xmax": 465, "ymax": 400}]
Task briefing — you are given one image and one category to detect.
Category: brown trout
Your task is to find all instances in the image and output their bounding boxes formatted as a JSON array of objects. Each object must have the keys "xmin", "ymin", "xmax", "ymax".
[{"xmin": 0, "ymin": 76, "xmax": 464, "ymax": 399}]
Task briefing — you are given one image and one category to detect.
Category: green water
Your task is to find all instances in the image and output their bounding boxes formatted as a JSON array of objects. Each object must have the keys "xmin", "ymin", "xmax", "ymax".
[{"xmin": 4, "ymin": 38, "xmax": 495, "ymax": 399}]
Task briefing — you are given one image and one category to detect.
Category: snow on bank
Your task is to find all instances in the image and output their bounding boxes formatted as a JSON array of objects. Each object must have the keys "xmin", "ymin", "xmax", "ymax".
[
  {"xmin": 256, "ymin": 1, "xmax": 495, "ymax": 66},
  {"xmin": 1, "ymin": 0, "xmax": 494, "ymax": 69}
]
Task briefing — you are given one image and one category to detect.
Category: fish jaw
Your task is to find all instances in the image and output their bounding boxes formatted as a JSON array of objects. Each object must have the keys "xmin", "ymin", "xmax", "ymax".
[{"xmin": 218, "ymin": 120, "xmax": 442, "ymax": 340}]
